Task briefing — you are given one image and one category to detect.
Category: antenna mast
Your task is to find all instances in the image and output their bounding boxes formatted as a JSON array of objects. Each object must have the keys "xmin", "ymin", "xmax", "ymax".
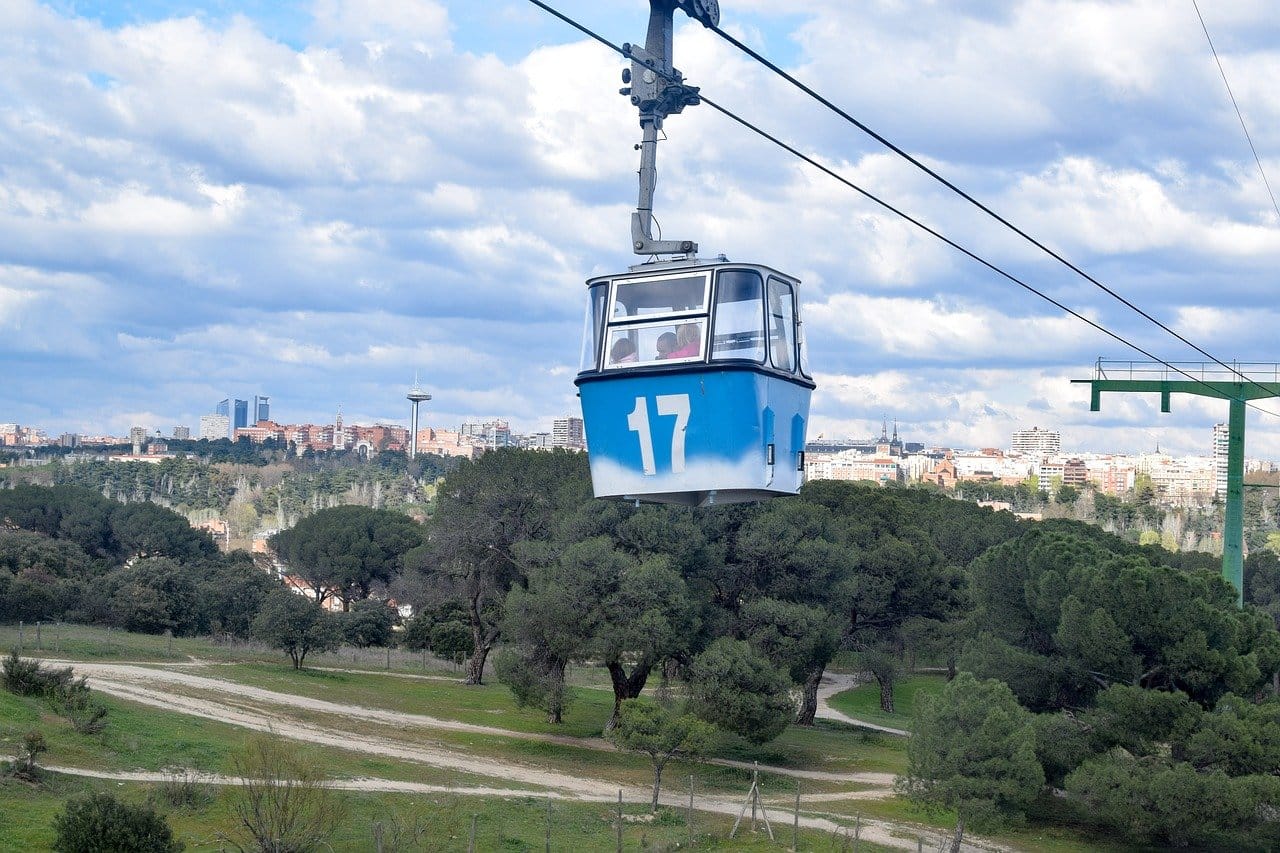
[{"xmin": 621, "ymin": 0, "xmax": 720, "ymax": 256}]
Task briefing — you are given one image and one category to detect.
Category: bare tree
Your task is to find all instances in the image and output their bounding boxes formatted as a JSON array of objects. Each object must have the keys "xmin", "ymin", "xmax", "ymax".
[{"xmin": 225, "ymin": 734, "xmax": 347, "ymax": 853}]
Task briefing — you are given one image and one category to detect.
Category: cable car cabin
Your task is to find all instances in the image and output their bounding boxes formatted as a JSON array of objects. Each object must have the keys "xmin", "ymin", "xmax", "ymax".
[{"xmin": 576, "ymin": 260, "xmax": 815, "ymax": 507}]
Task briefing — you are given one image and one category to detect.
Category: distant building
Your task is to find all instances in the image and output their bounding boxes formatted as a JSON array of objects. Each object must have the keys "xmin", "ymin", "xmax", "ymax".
[
  {"xmin": 416, "ymin": 427, "xmax": 484, "ymax": 460},
  {"xmin": 523, "ymin": 432, "xmax": 553, "ymax": 450},
  {"xmin": 173, "ymin": 426, "xmax": 191, "ymax": 440},
  {"xmin": 129, "ymin": 426, "xmax": 147, "ymax": 455},
  {"xmin": 552, "ymin": 416, "xmax": 585, "ymax": 450},
  {"xmin": 234, "ymin": 399, "xmax": 249, "ymax": 431},
  {"xmin": 59, "ymin": 433, "xmax": 79, "ymax": 449},
  {"xmin": 1011, "ymin": 427, "xmax": 1061, "ymax": 458},
  {"xmin": 1213, "ymin": 423, "xmax": 1229, "ymax": 500},
  {"xmin": 460, "ymin": 419, "xmax": 513, "ymax": 450},
  {"xmin": 200, "ymin": 414, "xmax": 231, "ymax": 441},
  {"xmin": 253, "ymin": 395, "xmax": 270, "ymax": 425}
]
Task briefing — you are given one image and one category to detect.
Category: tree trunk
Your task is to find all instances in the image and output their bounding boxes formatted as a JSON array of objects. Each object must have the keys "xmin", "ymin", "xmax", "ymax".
[
  {"xmin": 877, "ymin": 673, "xmax": 895, "ymax": 714},
  {"xmin": 605, "ymin": 660, "xmax": 652, "ymax": 732},
  {"xmin": 946, "ymin": 653, "xmax": 957, "ymax": 682},
  {"xmin": 796, "ymin": 668, "xmax": 823, "ymax": 726},
  {"xmin": 949, "ymin": 815, "xmax": 965, "ymax": 853},
  {"xmin": 548, "ymin": 659, "xmax": 567, "ymax": 724},
  {"xmin": 651, "ymin": 761, "xmax": 664, "ymax": 812},
  {"xmin": 464, "ymin": 643, "xmax": 490, "ymax": 685},
  {"xmin": 464, "ymin": 594, "xmax": 490, "ymax": 685}
]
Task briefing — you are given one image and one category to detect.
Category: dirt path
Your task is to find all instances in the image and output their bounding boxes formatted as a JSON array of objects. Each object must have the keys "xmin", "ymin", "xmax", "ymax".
[
  {"xmin": 59, "ymin": 662, "xmax": 890, "ymax": 786},
  {"xmin": 34, "ymin": 763, "xmax": 976, "ymax": 850},
  {"xmin": 815, "ymin": 672, "xmax": 910, "ymax": 737},
  {"xmin": 40, "ymin": 661, "xmax": 1004, "ymax": 850}
]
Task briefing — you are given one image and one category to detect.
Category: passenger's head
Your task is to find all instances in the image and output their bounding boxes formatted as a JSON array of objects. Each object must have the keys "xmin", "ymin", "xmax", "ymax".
[
  {"xmin": 610, "ymin": 337, "xmax": 636, "ymax": 362},
  {"xmin": 656, "ymin": 332, "xmax": 678, "ymax": 356},
  {"xmin": 677, "ymin": 323, "xmax": 699, "ymax": 346}
]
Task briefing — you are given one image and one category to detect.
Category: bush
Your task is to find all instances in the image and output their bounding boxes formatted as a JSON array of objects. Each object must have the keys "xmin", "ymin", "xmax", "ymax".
[
  {"xmin": 51, "ymin": 675, "xmax": 109, "ymax": 735},
  {"xmin": 428, "ymin": 621, "xmax": 472, "ymax": 660},
  {"xmin": 339, "ymin": 599, "xmax": 395, "ymax": 648},
  {"xmin": 3, "ymin": 650, "xmax": 73, "ymax": 697},
  {"xmin": 52, "ymin": 792, "xmax": 183, "ymax": 853},
  {"xmin": 226, "ymin": 735, "xmax": 346, "ymax": 852},
  {"xmin": 4, "ymin": 729, "xmax": 47, "ymax": 780},
  {"xmin": 3, "ymin": 651, "xmax": 108, "ymax": 733},
  {"xmin": 149, "ymin": 767, "xmax": 215, "ymax": 812}
]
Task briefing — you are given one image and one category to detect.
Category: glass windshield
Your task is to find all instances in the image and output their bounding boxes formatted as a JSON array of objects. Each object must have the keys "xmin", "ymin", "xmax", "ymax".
[
  {"xmin": 767, "ymin": 278, "xmax": 796, "ymax": 373},
  {"xmin": 611, "ymin": 273, "xmax": 708, "ymax": 321},
  {"xmin": 711, "ymin": 270, "xmax": 765, "ymax": 362},
  {"xmin": 579, "ymin": 284, "xmax": 607, "ymax": 372},
  {"xmin": 605, "ymin": 320, "xmax": 704, "ymax": 369}
]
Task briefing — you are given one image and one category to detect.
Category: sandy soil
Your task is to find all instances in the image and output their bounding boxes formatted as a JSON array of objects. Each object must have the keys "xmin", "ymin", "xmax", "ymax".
[{"xmin": 37, "ymin": 660, "xmax": 1001, "ymax": 851}]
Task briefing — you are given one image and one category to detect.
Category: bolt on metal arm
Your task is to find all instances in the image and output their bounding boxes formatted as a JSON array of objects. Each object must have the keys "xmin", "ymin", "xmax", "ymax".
[{"xmin": 620, "ymin": 0, "xmax": 718, "ymax": 256}]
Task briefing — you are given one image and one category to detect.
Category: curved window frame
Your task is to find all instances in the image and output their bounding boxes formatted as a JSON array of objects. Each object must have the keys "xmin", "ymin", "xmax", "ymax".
[
  {"xmin": 710, "ymin": 269, "xmax": 767, "ymax": 366},
  {"xmin": 580, "ymin": 282, "xmax": 608, "ymax": 372},
  {"xmin": 766, "ymin": 277, "xmax": 798, "ymax": 374},
  {"xmin": 602, "ymin": 319, "xmax": 707, "ymax": 370},
  {"xmin": 607, "ymin": 270, "xmax": 712, "ymax": 325}
]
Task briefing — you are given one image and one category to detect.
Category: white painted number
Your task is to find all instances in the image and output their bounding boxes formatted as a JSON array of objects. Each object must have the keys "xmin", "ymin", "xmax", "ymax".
[
  {"xmin": 626, "ymin": 397, "xmax": 656, "ymax": 475},
  {"xmin": 626, "ymin": 394, "xmax": 691, "ymax": 476},
  {"xmin": 656, "ymin": 394, "xmax": 690, "ymax": 473}
]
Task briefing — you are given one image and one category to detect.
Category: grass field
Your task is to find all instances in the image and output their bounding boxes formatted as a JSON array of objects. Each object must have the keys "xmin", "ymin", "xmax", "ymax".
[
  {"xmin": 0, "ymin": 625, "xmax": 1142, "ymax": 851},
  {"xmin": 828, "ymin": 675, "xmax": 947, "ymax": 731},
  {"xmin": 0, "ymin": 774, "xmax": 893, "ymax": 852}
]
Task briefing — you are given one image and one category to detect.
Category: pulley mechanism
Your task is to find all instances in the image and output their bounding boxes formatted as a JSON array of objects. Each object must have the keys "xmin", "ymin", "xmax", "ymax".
[{"xmin": 620, "ymin": 1, "xmax": 719, "ymax": 256}]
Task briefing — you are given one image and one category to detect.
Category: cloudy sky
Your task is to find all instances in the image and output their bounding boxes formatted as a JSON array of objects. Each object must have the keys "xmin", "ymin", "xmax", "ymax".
[{"xmin": 3, "ymin": 0, "xmax": 1280, "ymax": 456}]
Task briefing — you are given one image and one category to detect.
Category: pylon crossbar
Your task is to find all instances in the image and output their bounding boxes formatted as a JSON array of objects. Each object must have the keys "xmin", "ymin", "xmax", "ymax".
[{"xmin": 1072, "ymin": 360, "xmax": 1280, "ymax": 607}]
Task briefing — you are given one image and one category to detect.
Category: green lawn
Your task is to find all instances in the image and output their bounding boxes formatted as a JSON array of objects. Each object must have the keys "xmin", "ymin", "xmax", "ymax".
[
  {"xmin": 828, "ymin": 675, "xmax": 947, "ymax": 731},
  {"xmin": 0, "ymin": 775, "xmax": 895, "ymax": 852},
  {"xmin": 0, "ymin": 689, "xmax": 497, "ymax": 789},
  {"xmin": 189, "ymin": 662, "xmax": 911, "ymax": 778}
]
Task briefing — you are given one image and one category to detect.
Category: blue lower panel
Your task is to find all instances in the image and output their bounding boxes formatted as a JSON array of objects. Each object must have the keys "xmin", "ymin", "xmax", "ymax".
[{"xmin": 578, "ymin": 369, "xmax": 811, "ymax": 506}]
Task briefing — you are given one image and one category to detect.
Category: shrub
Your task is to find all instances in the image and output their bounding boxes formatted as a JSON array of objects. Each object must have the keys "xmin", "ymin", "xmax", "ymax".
[
  {"xmin": 3, "ymin": 650, "xmax": 73, "ymax": 697},
  {"xmin": 51, "ymin": 792, "xmax": 183, "ymax": 853},
  {"xmin": 339, "ymin": 599, "xmax": 395, "ymax": 648},
  {"xmin": 51, "ymin": 675, "xmax": 109, "ymax": 735},
  {"xmin": 149, "ymin": 767, "xmax": 215, "ymax": 811},
  {"xmin": 225, "ymin": 734, "xmax": 346, "ymax": 853},
  {"xmin": 4, "ymin": 729, "xmax": 47, "ymax": 781}
]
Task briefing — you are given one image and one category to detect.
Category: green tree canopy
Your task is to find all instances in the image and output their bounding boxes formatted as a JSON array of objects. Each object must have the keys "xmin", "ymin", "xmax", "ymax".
[
  {"xmin": 607, "ymin": 699, "xmax": 715, "ymax": 811},
  {"xmin": 899, "ymin": 673, "xmax": 1043, "ymax": 852},
  {"xmin": 686, "ymin": 637, "xmax": 793, "ymax": 745},
  {"xmin": 251, "ymin": 590, "xmax": 342, "ymax": 669},
  {"xmin": 271, "ymin": 505, "xmax": 423, "ymax": 610}
]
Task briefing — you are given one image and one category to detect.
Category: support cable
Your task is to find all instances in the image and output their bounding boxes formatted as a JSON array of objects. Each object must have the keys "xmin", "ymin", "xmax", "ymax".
[
  {"xmin": 707, "ymin": 20, "xmax": 1280, "ymax": 402},
  {"xmin": 523, "ymin": 0, "xmax": 1280, "ymax": 418},
  {"xmin": 1191, "ymin": 0, "xmax": 1280, "ymax": 223}
]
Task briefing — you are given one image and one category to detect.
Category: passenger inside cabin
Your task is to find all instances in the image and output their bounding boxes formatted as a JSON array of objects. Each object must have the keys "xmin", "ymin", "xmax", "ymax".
[
  {"xmin": 611, "ymin": 338, "xmax": 637, "ymax": 363},
  {"xmin": 665, "ymin": 323, "xmax": 701, "ymax": 359},
  {"xmin": 655, "ymin": 332, "xmax": 678, "ymax": 359}
]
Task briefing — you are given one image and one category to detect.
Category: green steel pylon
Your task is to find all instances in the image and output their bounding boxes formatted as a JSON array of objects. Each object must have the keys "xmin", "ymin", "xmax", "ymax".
[{"xmin": 1073, "ymin": 360, "xmax": 1280, "ymax": 607}]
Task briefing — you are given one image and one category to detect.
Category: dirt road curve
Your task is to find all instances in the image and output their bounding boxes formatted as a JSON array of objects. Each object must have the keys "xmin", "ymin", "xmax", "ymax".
[
  {"xmin": 814, "ymin": 672, "xmax": 910, "ymax": 736},
  {"xmin": 45, "ymin": 661, "xmax": 997, "ymax": 851}
]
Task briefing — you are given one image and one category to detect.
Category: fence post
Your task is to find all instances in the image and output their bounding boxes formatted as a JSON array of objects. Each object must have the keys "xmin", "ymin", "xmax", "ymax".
[
  {"xmin": 467, "ymin": 814, "xmax": 478, "ymax": 853},
  {"xmin": 688, "ymin": 775, "xmax": 694, "ymax": 847},
  {"xmin": 166, "ymin": 628, "xmax": 173, "ymax": 656},
  {"xmin": 793, "ymin": 783, "xmax": 800, "ymax": 852},
  {"xmin": 853, "ymin": 814, "xmax": 860, "ymax": 852},
  {"xmin": 386, "ymin": 646, "xmax": 391, "ymax": 669},
  {"xmin": 617, "ymin": 789, "xmax": 624, "ymax": 853},
  {"xmin": 545, "ymin": 796, "xmax": 552, "ymax": 853},
  {"xmin": 18, "ymin": 621, "xmax": 23, "ymax": 651},
  {"xmin": 56, "ymin": 621, "xmax": 61, "ymax": 653},
  {"xmin": 36, "ymin": 621, "xmax": 41, "ymax": 651}
]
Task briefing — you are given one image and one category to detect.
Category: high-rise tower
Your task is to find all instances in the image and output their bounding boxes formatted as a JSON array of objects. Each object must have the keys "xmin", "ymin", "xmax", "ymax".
[{"xmin": 407, "ymin": 380, "xmax": 432, "ymax": 459}]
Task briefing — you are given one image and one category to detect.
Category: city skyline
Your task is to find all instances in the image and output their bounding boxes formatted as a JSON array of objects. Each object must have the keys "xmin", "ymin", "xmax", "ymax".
[{"xmin": 3, "ymin": 2, "xmax": 1280, "ymax": 457}]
